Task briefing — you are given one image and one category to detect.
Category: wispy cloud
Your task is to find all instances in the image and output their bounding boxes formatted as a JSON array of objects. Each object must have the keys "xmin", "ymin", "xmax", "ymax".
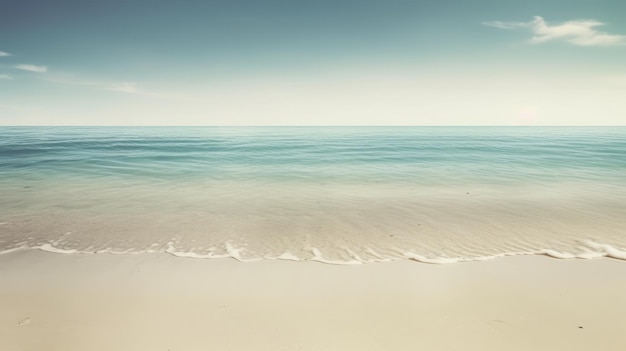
[
  {"xmin": 0, "ymin": 74, "xmax": 12, "ymax": 80},
  {"xmin": 484, "ymin": 16, "xmax": 626, "ymax": 46},
  {"xmin": 48, "ymin": 75, "xmax": 187, "ymax": 100},
  {"xmin": 108, "ymin": 82, "xmax": 139, "ymax": 94},
  {"xmin": 44, "ymin": 71, "xmax": 194, "ymax": 101},
  {"xmin": 0, "ymin": 51, "xmax": 11, "ymax": 57},
  {"xmin": 47, "ymin": 75, "xmax": 142, "ymax": 94},
  {"xmin": 15, "ymin": 64, "xmax": 48, "ymax": 73}
]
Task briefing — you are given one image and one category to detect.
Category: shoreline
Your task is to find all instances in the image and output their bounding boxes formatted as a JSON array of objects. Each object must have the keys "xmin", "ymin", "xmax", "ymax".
[
  {"xmin": 1, "ymin": 250, "xmax": 625, "ymax": 350},
  {"xmin": 1, "ymin": 242, "xmax": 626, "ymax": 265}
]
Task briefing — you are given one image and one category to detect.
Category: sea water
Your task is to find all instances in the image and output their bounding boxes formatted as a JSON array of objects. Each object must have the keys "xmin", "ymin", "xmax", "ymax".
[{"xmin": 1, "ymin": 127, "xmax": 625, "ymax": 263}]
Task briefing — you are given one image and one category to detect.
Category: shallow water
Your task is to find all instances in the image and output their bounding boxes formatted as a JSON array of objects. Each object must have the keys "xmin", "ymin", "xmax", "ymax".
[{"xmin": 1, "ymin": 127, "xmax": 625, "ymax": 263}]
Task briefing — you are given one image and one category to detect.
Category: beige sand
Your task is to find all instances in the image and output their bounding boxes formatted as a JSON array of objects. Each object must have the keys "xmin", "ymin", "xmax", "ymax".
[{"xmin": 1, "ymin": 250, "xmax": 625, "ymax": 351}]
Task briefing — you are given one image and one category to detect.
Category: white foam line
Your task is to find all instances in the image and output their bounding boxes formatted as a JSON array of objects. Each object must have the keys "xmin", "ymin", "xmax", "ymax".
[
  {"xmin": 403, "ymin": 252, "xmax": 464, "ymax": 264},
  {"xmin": 165, "ymin": 242, "xmax": 229, "ymax": 259},
  {"xmin": 540, "ymin": 249, "xmax": 576, "ymax": 259},
  {"xmin": 310, "ymin": 248, "xmax": 362, "ymax": 265},
  {"xmin": 36, "ymin": 244, "xmax": 78, "ymax": 254},
  {"xmin": 577, "ymin": 250, "xmax": 605, "ymax": 259},
  {"xmin": 1, "ymin": 241, "xmax": 626, "ymax": 265},
  {"xmin": 275, "ymin": 252, "xmax": 300, "ymax": 261},
  {"xmin": 0, "ymin": 245, "xmax": 28, "ymax": 255},
  {"xmin": 95, "ymin": 248, "xmax": 146, "ymax": 255},
  {"xmin": 165, "ymin": 242, "xmax": 262, "ymax": 262},
  {"xmin": 167, "ymin": 250, "xmax": 218, "ymax": 259},
  {"xmin": 583, "ymin": 240, "xmax": 626, "ymax": 260}
]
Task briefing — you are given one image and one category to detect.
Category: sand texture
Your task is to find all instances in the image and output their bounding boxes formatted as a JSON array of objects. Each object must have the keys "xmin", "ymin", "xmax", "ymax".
[{"xmin": 1, "ymin": 250, "xmax": 625, "ymax": 351}]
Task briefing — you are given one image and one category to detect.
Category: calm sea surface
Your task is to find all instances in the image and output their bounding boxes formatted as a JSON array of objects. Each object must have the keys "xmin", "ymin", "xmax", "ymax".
[{"xmin": 1, "ymin": 127, "xmax": 625, "ymax": 263}]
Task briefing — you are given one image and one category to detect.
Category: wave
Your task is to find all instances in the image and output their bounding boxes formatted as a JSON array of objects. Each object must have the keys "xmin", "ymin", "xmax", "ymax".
[{"xmin": 2, "ymin": 240, "xmax": 625, "ymax": 265}]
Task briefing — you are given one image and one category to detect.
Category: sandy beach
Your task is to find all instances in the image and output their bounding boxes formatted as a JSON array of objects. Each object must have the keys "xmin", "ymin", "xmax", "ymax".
[
  {"xmin": 1, "ymin": 250, "xmax": 625, "ymax": 351},
  {"xmin": 3, "ymin": 0, "xmax": 626, "ymax": 347}
]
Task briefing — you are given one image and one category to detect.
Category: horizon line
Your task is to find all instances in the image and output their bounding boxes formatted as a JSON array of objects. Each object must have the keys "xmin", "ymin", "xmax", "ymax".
[{"xmin": 1, "ymin": 125, "xmax": 625, "ymax": 128}]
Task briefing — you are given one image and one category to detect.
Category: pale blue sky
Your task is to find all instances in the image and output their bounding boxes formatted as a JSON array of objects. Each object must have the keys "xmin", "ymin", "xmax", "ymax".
[{"xmin": 1, "ymin": 0, "xmax": 625, "ymax": 125}]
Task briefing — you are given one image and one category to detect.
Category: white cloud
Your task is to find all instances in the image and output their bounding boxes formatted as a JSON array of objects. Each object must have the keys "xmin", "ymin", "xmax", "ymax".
[
  {"xmin": 48, "ymin": 75, "xmax": 180, "ymax": 99},
  {"xmin": 15, "ymin": 64, "xmax": 48, "ymax": 73},
  {"xmin": 483, "ymin": 16, "xmax": 626, "ymax": 46},
  {"xmin": 0, "ymin": 74, "xmax": 12, "ymax": 80},
  {"xmin": 108, "ymin": 82, "xmax": 139, "ymax": 93},
  {"xmin": 0, "ymin": 51, "xmax": 11, "ymax": 57},
  {"xmin": 483, "ymin": 21, "xmax": 523, "ymax": 30}
]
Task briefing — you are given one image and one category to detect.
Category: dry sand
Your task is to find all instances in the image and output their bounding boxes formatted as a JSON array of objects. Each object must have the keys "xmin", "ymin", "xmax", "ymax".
[{"xmin": 1, "ymin": 250, "xmax": 625, "ymax": 351}]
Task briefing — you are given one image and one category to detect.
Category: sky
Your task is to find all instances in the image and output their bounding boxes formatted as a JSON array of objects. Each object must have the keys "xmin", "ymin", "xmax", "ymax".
[{"xmin": 1, "ymin": 0, "xmax": 626, "ymax": 125}]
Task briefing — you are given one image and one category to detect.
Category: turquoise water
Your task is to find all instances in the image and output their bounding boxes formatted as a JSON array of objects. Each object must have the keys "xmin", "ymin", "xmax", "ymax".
[{"xmin": 1, "ymin": 127, "xmax": 625, "ymax": 263}]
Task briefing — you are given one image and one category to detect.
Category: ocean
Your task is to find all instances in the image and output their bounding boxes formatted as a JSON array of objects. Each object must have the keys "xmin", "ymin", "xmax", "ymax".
[{"xmin": 1, "ymin": 126, "xmax": 625, "ymax": 263}]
